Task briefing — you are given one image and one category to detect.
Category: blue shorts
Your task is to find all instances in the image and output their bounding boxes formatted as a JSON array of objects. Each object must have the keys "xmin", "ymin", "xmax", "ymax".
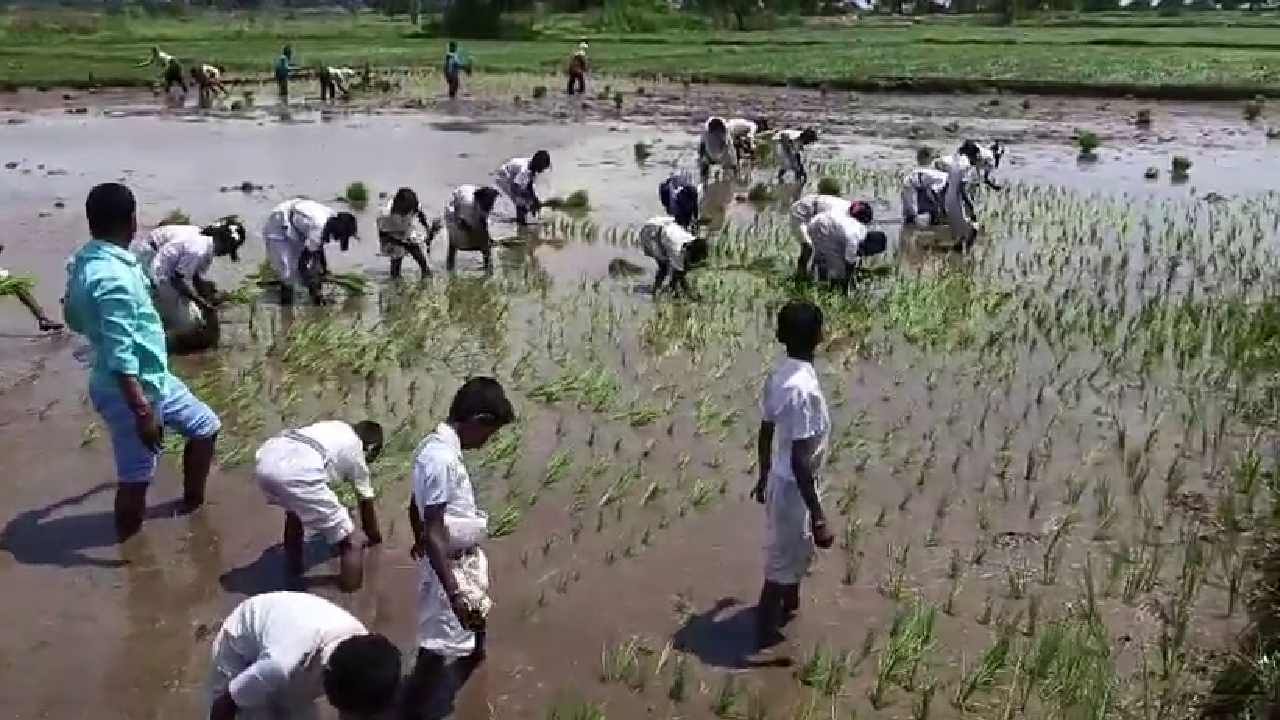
[{"xmin": 90, "ymin": 378, "xmax": 221, "ymax": 484}]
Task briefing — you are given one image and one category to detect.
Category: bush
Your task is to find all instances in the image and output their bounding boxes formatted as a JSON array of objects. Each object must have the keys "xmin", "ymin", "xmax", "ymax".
[
  {"xmin": 1245, "ymin": 100, "xmax": 1264, "ymax": 122},
  {"xmin": 817, "ymin": 177, "xmax": 843, "ymax": 196},
  {"xmin": 1076, "ymin": 130, "xmax": 1100, "ymax": 158},
  {"xmin": 1171, "ymin": 155, "xmax": 1192, "ymax": 177}
]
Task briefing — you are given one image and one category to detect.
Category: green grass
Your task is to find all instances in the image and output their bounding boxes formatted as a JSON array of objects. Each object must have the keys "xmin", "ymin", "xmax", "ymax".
[{"xmin": 8, "ymin": 9, "xmax": 1280, "ymax": 94}]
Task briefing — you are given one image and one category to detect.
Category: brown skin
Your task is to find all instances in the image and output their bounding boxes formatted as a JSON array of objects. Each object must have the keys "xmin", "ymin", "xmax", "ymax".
[{"xmin": 10, "ymin": 284, "xmax": 63, "ymax": 331}]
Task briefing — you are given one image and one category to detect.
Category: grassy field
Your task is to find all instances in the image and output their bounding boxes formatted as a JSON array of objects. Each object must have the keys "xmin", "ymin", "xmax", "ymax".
[{"xmin": 5, "ymin": 8, "xmax": 1280, "ymax": 95}]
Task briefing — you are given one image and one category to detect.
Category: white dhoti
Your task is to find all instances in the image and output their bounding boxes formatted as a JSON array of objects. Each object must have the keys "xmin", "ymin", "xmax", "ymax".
[
  {"xmin": 900, "ymin": 185, "xmax": 919, "ymax": 223},
  {"xmin": 154, "ymin": 281, "xmax": 205, "ymax": 334},
  {"xmin": 945, "ymin": 191, "xmax": 975, "ymax": 244},
  {"xmin": 207, "ymin": 628, "xmax": 319, "ymax": 720},
  {"xmin": 764, "ymin": 477, "xmax": 814, "ymax": 585},
  {"xmin": 263, "ymin": 231, "xmax": 302, "ymax": 286},
  {"xmin": 254, "ymin": 437, "xmax": 354, "ymax": 545},
  {"xmin": 418, "ymin": 546, "xmax": 490, "ymax": 658}
]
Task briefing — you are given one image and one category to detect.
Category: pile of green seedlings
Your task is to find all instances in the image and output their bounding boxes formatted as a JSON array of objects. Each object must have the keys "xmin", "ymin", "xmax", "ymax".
[{"xmin": 135, "ymin": 155, "xmax": 1280, "ymax": 719}]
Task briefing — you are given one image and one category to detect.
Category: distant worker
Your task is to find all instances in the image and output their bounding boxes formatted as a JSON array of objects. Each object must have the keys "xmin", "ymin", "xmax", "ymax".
[
  {"xmin": 698, "ymin": 117, "xmax": 737, "ymax": 179},
  {"xmin": 640, "ymin": 215, "xmax": 707, "ymax": 299},
  {"xmin": 658, "ymin": 172, "xmax": 700, "ymax": 230},
  {"xmin": 444, "ymin": 41, "xmax": 469, "ymax": 99},
  {"xmin": 901, "ymin": 147, "xmax": 949, "ymax": 227},
  {"xmin": 789, "ymin": 192, "xmax": 851, "ymax": 278},
  {"xmin": 567, "ymin": 41, "xmax": 589, "ymax": 96},
  {"xmin": 274, "ymin": 45, "xmax": 295, "ymax": 103},
  {"xmin": 726, "ymin": 116, "xmax": 768, "ymax": 160},
  {"xmin": 943, "ymin": 140, "xmax": 1003, "ymax": 250},
  {"xmin": 253, "ymin": 419, "xmax": 385, "ymax": 591},
  {"xmin": 319, "ymin": 66, "xmax": 356, "ymax": 102},
  {"xmin": 494, "ymin": 151, "xmax": 552, "ymax": 226},
  {"xmin": 444, "ymin": 185, "xmax": 501, "ymax": 272},
  {"xmin": 261, "ymin": 198, "xmax": 358, "ymax": 305},
  {"xmin": 378, "ymin": 187, "xmax": 440, "ymax": 279},
  {"xmin": 190, "ymin": 63, "xmax": 228, "ymax": 108},
  {"xmin": 208, "ymin": 592, "xmax": 401, "ymax": 720},
  {"xmin": 136, "ymin": 46, "xmax": 175, "ymax": 69},
  {"xmin": 163, "ymin": 56, "xmax": 187, "ymax": 106},
  {"xmin": 807, "ymin": 202, "xmax": 886, "ymax": 293},
  {"xmin": 132, "ymin": 218, "xmax": 245, "ymax": 353},
  {"xmin": 0, "ymin": 245, "xmax": 63, "ymax": 333},
  {"xmin": 776, "ymin": 128, "xmax": 819, "ymax": 184}
]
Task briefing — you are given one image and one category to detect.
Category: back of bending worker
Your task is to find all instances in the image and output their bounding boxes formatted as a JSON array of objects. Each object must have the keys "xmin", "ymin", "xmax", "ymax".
[
  {"xmin": 726, "ymin": 116, "xmax": 768, "ymax": 160},
  {"xmin": 699, "ymin": 117, "xmax": 737, "ymax": 179},
  {"xmin": 262, "ymin": 198, "xmax": 358, "ymax": 305},
  {"xmin": 776, "ymin": 128, "xmax": 818, "ymax": 184},
  {"xmin": 444, "ymin": 185, "xmax": 500, "ymax": 272},
  {"xmin": 190, "ymin": 64, "xmax": 228, "ymax": 108},
  {"xmin": 494, "ymin": 151, "xmax": 552, "ymax": 226},
  {"xmin": 807, "ymin": 202, "xmax": 884, "ymax": 293},
  {"xmin": 138, "ymin": 219, "xmax": 245, "ymax": 353},
  {"xmin": 901, "ymin": 147, "xmax": 950, "ymax": 227},
  {"xmin": 789, "ymin": 192, "xmax": 851, "ymax": 279},
  {"xmin": 640, "ymin": 215, "xmax": 707, "ymax": 299}
]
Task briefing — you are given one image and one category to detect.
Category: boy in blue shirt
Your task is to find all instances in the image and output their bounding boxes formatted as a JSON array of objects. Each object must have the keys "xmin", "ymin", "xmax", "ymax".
[
  {"xmin": 444, "ymin": 42, "xmax": 464, "ymax": 99},
  {"xmin": 275, "ymin": 45, "xmax": 295, "ymax": 102},
  {"xmin": 64, "ymin": 183, "xmax": 221, "ymax": 539}
]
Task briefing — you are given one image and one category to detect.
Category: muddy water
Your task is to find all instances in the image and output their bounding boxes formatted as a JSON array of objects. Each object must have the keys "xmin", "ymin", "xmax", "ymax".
[{"xmin": 0, "ymin": 88, "xmax": 1271, "ymax": 720}]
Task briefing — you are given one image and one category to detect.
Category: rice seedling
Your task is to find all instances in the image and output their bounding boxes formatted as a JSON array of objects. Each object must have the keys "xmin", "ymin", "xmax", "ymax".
[
  {"xmin": 879, "ymin": 542, "xmax": 911, "ymax": 600},
  {"xmin": 797, "ymin": 645, "xmax": 851, "ymax": 697},
  {"xmin": 871, "ymin": 599, "xmax": 937, "ymax": 709},
  {"xmin": 543, "ymin": 449, "xmax": 573, "ymax": 488},
  {"xmin": 1075, "ymin": 130, "xmax": 1100, "ymax": 160},
  {"xmin": 953, "ymin": 626, "xmax": 1014, "ymax": 711},
  {"xmin": 712, "ymin": 674, "xmax": 745, "ymax": 719},
  {"xmin": 545, "ymin": 697, "xmax": 607, "ymax": 720},
  {"xmin": 816, "ymin": 177, "xmax": 842, "ymax": 196},
  {"xmin": 668, "ymin": 654, "xmax": 689, "ymax": 702},
  {"xmin": 1041, "ymin": 512, "xmax": 1080, "ymax": 585},
  {"xmin": 600, "ymin": 636, "xmax": 643, "ymax": 685},
  {"xmin": 343, "ymin": 181, "xmax": 370, "ymax": 209},
  {"xmin": 489, "ymin": 503, "xmax": 522, "ymax": 538}
]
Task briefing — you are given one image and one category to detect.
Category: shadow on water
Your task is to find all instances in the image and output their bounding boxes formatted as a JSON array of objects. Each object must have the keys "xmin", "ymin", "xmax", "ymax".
[
  {"xmin": 0, "ymin": 483, "xmax": 186, "ymax": 569},
  {"xmin": 429, "ymin": 121, "xmax": 489, "ymax": 133},
  {"xmin": 218, "ymin": 535, "xmax": 336, "ymax": 596},
  {"xmin": 671, "ymin": 597, "xmax": 791, "ymax": 670}
]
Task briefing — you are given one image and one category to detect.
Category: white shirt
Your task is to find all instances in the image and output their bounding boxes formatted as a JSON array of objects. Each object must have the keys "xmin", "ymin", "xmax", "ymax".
[
  {"xmin": 640, "ymin": 216, "xmax": 696, "ymax": 272},
  {"xmin": 413, "ymin": 423, "xmax": 487, "ymax": 548},
  {"xmin": 945, "ymin": 156, "xmax": 974, "ymax": 209},
  {"xmin": 725, "ymin": 118, "xmax": 757, "ymax": 139},
  {"xmin": 148, "ymin": 226, "xmax": 214, "ymax": 284},
  {"xmin": 446, "ymin": 186, "xmax": 489, "ymax": 229},
  {"xmin": 761, "ymin": 357, "xmax": 830, "ymax": 484},
  {"xmin": 275, "ymin": 421, "xmax": 375, "ymax": 499},
  {"xmin": 904, "ymin": 167, "xmax": 949, "ymax": 193},
  {"xmin": 376, "ymin": 201, "xmax": 423, "ymax": 243},
  {"xmin": 790, "ymin": 194, "xmax": 850, "ymax": 225},
  {"xmin": 268, "ymin": 199, "xmax": 333, "ymax": 252},
  {"xmin": 495, "ymin": 157, "xmax": 533, "ymax": 191},
  {"xmin": 329, "ymin": 67, "xmax": 356, "ymax": 83},
  {"xmin": 217, "ymin": 592, "xmax": 367, "ymax": 710},
  {"xmin": 807, "ymin": 211, "xmax": 868, "ymax": 276},
  {"xmin": 200, "ymin": 64, "xmax": 221, "ymax": 81}
]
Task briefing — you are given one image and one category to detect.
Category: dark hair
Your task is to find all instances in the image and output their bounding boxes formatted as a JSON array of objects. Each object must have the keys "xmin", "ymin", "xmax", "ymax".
[
  {"xmin": 849, "ymin": 201, "xmax": 873, "ymax": 224},
  {"xmin": 85, "ymin": 183, "xmax": 136, "ymax": 239},
  {"xmin": 391, "ymin": 187, "xmax": 420, "ymax": 216},
  {"xmin": 707, "ymin": 117, "xmax": 726, "ymax": 133},
  {"xmin": 322, "ymin": 634, "xmax": 401, "ymax": 716},
  {"xmin": 776, "ymin": 300, "xmax": 823, "ymax": 354},
  {"xmin": 916, "ymin": 146, "xmax": 934, "ymax": 166},
  {"xmin": 328, "ymin": 212, "xmax": 358, "ymax": 240},
  {"xmin": 958, "ymin": 140, "xmax": 981, "ymax": 163},
  {"xmin": 352, "ymin": 420, "xmax": 384, "ymax": 454},
  {"xmin": 474, "ymin": 186, "xmax": 500, "ymax": 212},
  {"xmin": 673, "ymin": 186, "xmax": 699, "ymax": 229},
  {"xmin": 530, "ymin": 150, "xmax": 551, "ymax": 172},
  {"xmin": 858, "ymin": 230, "xmax": 888, "ymax": 258},
  {"xmin": 202, "ymin": 218, "xmax": 246, "ymax": 260},
  {"xmin": 282, "ymin": 45, "xmax": 292, "ymax": 56},
  {"xmin": 448, "ymin": 41, "xmax": 458, "ymax": 51},
  {"xmin": 798, "ymin": 128, "xmax": 818, "ymax": 145},
  {"xmin": 753, "ymin": 116, "xmax": 770, "ymax": 132},
  {"xmin": 685, "ymin": 235, "xmax": 708, "ymax": 266},
  {"xmin": 448, "ymin": 377, "xmax": 515, "ymax": 427}
]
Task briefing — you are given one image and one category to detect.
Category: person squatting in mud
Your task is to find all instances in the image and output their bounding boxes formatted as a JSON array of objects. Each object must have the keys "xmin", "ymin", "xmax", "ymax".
[
  {"xmin": 752, "ymin": 300, "xmax": 834, "ymax": 647},
  {"xmin": 494, "ymin": 150, "xmax": 552, "ymax": 226},
  {"xmin": 404, "ymin": 378, "xmax": 516, "ymax": 719},
  {"xmin": 444, "ymin": 184, "xmax": 501, "ymax": 272},
  {"xmin": 129, "ymin": 217, "xmax": 245, "ymax": 353},
  {"xmin": 208, "ymin": 591, "xmax": 401, "ymax": 720},
  {"xmin": 261, "ymin": 197, "xmax": 358, "ymax": 305},
  {"xmin": 378, "ymin": 187, "xmax": 441, "ymax": 279},
  {"xmin": 64, "ymin": 183, "xmax": 221, "ymax": 539},
  {"xmin": 805, "ymin": 200, "xmax": 887, "ymax": 293},
  {"xmin": 252, "ymin": 419, "xmax": 385, "ymax": 592},
  {"xmin": 191, "ymin": 63, "xmax": 228, "ymax": 108}
]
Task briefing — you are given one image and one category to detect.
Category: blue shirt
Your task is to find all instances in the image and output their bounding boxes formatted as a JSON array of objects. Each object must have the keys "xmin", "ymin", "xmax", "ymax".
[
  {"xmin": 64, "ymin": 240, "xmax": 174, "ymax": 405},
  {"xmin": 444, "ymin": 52, "xmax": 462, "ymax": 77},
  {"xmin": 275, "ymin": 55, "xmax": 292, "ymax": 81}
]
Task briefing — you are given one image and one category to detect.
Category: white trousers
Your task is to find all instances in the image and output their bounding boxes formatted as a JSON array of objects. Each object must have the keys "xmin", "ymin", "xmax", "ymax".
[
  {"xmin": 764, "ymin": 477, "xmax": 815, "ymax": 585},
  {"xmin": 418, "ymin": 548, "xmax": 489, "ymax": 658},
  {"xmin": 154, "ymin": 281, "xmax": 205, "ymax": 333}
]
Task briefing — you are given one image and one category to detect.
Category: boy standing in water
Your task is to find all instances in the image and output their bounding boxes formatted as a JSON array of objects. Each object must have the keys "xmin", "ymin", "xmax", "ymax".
[
  {"xmin": 64, "ymin": 183, "xmax": 221, "ymax": 539},
  {"xmin": 404, "ymin": 378, "xmax": 515, "ymax": 718},
  {"xmin": 751, "ymin": 300, "xmax": 834, "ymax": 645},
  {"xmin": 567, "ymin": 41, "xmax": 589, "ymax": 95},
  {"xmin": 274, "ymin": 45, "xmax": 294, "ymax": 102},
  {"xmin": 444, "ymin": 42, "xmax": 465, "ymax": 99}
]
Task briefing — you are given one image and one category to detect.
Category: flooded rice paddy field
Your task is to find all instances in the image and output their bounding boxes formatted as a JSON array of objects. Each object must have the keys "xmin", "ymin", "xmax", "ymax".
[{"xmin": 3, "ymin": 84, "xmax": 1280, "ymax": 719}]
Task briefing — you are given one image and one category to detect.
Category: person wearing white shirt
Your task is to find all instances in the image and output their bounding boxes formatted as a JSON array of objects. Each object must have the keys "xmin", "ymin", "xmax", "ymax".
[
  {"xmin": 207, "ymin": 591, "xmax": 401, "ymax": 720},
  {"xmin": 377, "ymin": 187, "xmax": 440, "ymax": 279},
  {"xmin": 776, "ymin": 128, "xmax": 818, "ymax": 184},
  {"xmin": 751, "ymin": 301, "xmax": 834, "ymax": 646},
  {"xmin": 405, "ymin": 378, "xmax": 515, "ymax": 719},
  {"xmin": 444, "ymin": 185, "xmax": 500, "ymax": 272},
  {"xmin": 698, "ymin": 117, "xmax": 738, "ymax": 179},
  {"xmin": 191, "ymin": 63, "xmax": 228, "ymax": 107},
  {"xmin": 901, "ymin": 147, "xmax": 950, "ymax": 227},
  {"xmin": 640, "ymin": 215, "xmax": 706, "ymax": 298},
  {"xmin": 131, "ymin": 219, "xmax": 245, "ymax": 352},
  {"xmin": 253, "ymin": 420, "xmax": 385, "ymax": 592},
  {"xmin": 319, "ymin": 66, "xmax": 357, "ymax": 102},
  {"xmin": 725, "ymin": 116, "xmax": 768, "ymax": 160},
  {"xmin": 494, "ymin": 151, "xmax": 552, "ymax": 226},
  {"xmin": 942, "ymin": 140, "xmax": 1000, "ymax": 249},
  {"xmin": 261, "ymin": 198, "xmax": 358, "ymax": 305},
  {"xmin": 789, "ymin": 193, "xmax": 851, "ymax": 278}
]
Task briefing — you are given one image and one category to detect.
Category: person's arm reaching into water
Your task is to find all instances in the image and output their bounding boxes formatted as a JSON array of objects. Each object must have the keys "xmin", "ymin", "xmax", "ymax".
[
  {"xmin": 170, "ymin": 270, "xmax": 213, "ymax": 314},
  {"xmin": 792, "ymin": 435, "xmax": 834, "ymax": 548}
]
